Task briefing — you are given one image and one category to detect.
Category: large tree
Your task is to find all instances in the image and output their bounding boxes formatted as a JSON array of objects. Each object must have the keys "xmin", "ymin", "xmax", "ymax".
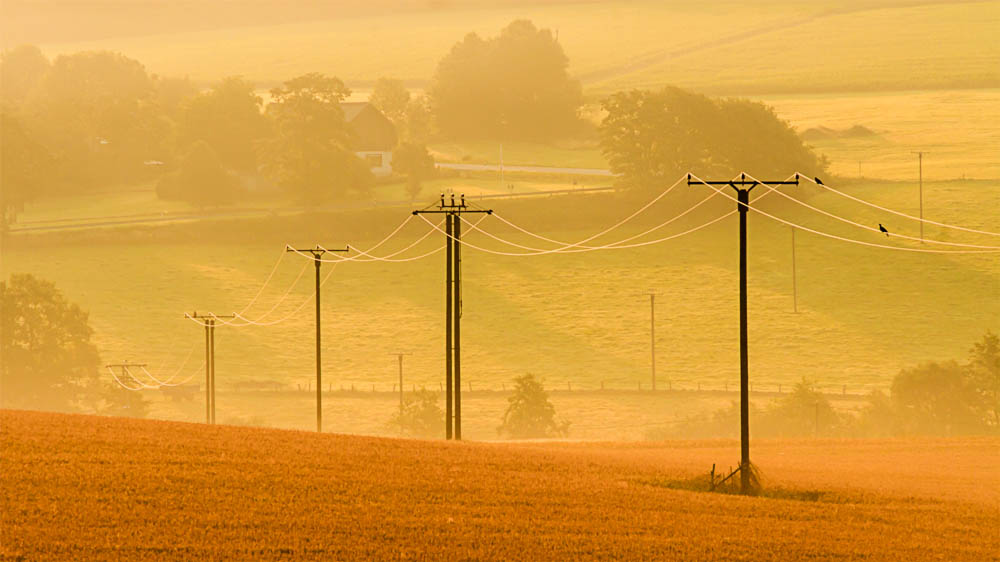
[
  {"xmin": 369, "ymin": 77, "xmax": 410, "ymax": 126},
  {"xmin": 0, "ymin": 274, "xmax": 101, "ymax": 412},
  {"xmin": 179, "ymin": 76, "xmax": 268, "ymax": 174},
  {"xmin": 0, "ymin": 45, "xmax": 51, "ymax": 104},
  {"xmin": 260, "ymin": 73, "xmax": 373, "ymax": 202},
  {"xmin": 29, "ymin": 50, "xmax": 169, "ymax": 189},
  {"xmin": 0, "ymin": 112, "xmax": 52, "ymax": 228},
  {"xmin": 430, "ymin": 20, "xmax": 582, "ymax": 140},
  {"xmin": 156, "ymin": 140, "xmax": 241, "ymax": 207},
  {"xmin": 600, "ymin": 86, "xmax": 827, "ymax": 189}
]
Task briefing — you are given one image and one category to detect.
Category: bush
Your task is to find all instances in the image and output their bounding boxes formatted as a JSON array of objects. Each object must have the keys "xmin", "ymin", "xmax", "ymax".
[
  {"xmin": 391, "ymin": 390, "xmax": 443, "ymax": 438},
  {"xmin": 498, "ymin": 374, "xmax": 570, "ymax": 439}
]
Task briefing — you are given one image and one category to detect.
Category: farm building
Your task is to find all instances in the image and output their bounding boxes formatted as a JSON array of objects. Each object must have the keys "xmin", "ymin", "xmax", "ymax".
[{"xmin": 341, "ymin": 102, "xmax": 397, "ymax": 177}]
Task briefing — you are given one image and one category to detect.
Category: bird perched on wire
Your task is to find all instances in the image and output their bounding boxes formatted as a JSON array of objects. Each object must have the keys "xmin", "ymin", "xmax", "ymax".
[
  {"xmin": 814, "ymin": 177, "xmax": 824, "ymax": 185},
  {"xmin": 878, "ymin": 223, "xmax": 890, "ymax": 237}
]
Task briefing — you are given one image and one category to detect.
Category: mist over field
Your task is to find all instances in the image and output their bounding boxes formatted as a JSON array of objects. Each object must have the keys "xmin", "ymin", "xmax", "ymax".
[{"xmin": 1, "ymin": 1, "xmax": 998, "ymax": 559}]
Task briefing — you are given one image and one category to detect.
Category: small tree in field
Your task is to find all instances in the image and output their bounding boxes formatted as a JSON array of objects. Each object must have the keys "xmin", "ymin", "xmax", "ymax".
[
  {"xmin": 391, "ymin": 389, "xmax": 444, "ymax": 438},
  {"xmin": 393, "ymin": 142, "xmax": 435, "ymax": 201},
  {"xmin": 498, "ymin": 374, "xmax": 569, "ymax": 439}
]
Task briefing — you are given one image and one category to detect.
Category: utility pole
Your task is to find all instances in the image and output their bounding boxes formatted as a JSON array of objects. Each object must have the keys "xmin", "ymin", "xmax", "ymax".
[
  {"xmin": 184, "ymin": 312, "xmax": 234, "ymax": 424},
  {"xmin": 391, "ymin": 353, "xmax": 412, "ymax": 433},
  {"xmin": 791, "ymin": 226, "xmax": 798, "ymax": 313},
  {"xmin": 106, "ymin": 361, "xmax": 147, "ymax": 413},
  {"xmin": 689, "ymin": 173, "xmax": 799, "ymax": 494},
  {"xmin": 286, "ymin": 245, "xmax": 349, "ymax": 433},
  {"xmin": 649, "ymin": 291, "xmax": 656, "ymax": 391},
  {"xmin": 911, "ymin": 151, "xmax": 927, "ymax": 242},
  {"xmin": 413, "ymin": 194, "xmax": 492, "ymax": 440}
]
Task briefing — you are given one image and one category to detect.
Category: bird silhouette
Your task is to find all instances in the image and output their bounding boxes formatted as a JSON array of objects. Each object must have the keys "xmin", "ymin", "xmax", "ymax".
[
  {"xmin": 878, "ymin": 223, "xmax": 889, "ymax": 237},
  {"xmin": 814, "ymin": 177, "xmax": 824, "ymax": 185}
]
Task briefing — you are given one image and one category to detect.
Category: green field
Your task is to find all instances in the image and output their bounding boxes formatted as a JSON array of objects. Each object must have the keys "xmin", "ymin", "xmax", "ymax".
[
  {"xmin": 34, "ymin": 1, "xmax": 999, "ymax": 95},
  {"xmin": 4, "ymin": 178, "xmax": 997, "ymax": 435}
]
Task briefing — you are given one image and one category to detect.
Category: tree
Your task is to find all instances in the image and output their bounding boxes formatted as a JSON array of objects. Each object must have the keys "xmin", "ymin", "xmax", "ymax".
[
  {"xmin": 156, "ymin": 140, "xmax": 241, "ymax": 207},
  {"xmin": 30, "ymin": 50, "xmax": 168, "ymax": 189},
  {"xmin": 369, "ymin": 77, "xmax": 410, "ymax": 126},
  {"xmin": 0, "ymin": 274, "xmax": 100, "ymax": 412},
  {"xmin": 600, "ymin": 86, "xmax": 827, "ymax": 190},
  {"xmin": 0, "ymin": 45, "xmax": 50, "ymax": 104},
  {"xmin": 403, "ymin": 95, "xmax": 433, "ymax": 144},
  {"xmin": 393, "ymin": 142, "xmax": 435, "ymax": 201},
  {"xmin": 390, "ymin": 389, "xmax": 444, "ymax": 438},
  {"xmin": 891, "ymin": 361, "xmax": 986, "ymax": 435},
  {"xmin": 430, "ymin": 20, "xmax": 582, "ymax": 140},
  {"xmin": 260, "ymin": 73, "xmax": 373, "ymax": 202},
  {"xmin": 600, "ymin": 87, "xmax": 718, "ymax": 189},
  {"xmin": 498, "ymin": 374, "xmax": 569, "ymax": 439},
  {"xmin": 179, "ymin": 76, "xmax": 268, "ymax": 173},
  {"xmin": 1, "ymin": 112, "xmax": 52, "ymax": 228},
  {"xmin": 759, "ymin": 379, "xmax": 845, "ymax": 437}
]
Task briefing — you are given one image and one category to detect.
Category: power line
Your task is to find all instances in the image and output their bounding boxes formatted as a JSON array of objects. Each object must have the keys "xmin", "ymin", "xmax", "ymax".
[
  {"xmin": 692, "ymin": 175, "xmax": 1000, "ymax": 254},
  {"xmin": 796, "ymin": 173, "xmax": 1000, "ymax": 237},
  {"xmin": 748, "ymin": 173, "xmax": 1000, "ymax": 249}
]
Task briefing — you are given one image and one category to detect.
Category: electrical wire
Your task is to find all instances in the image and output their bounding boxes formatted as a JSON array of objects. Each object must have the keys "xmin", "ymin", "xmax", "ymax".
[
  {"xmin": 688, "ymin": 173, "xmax": 1000, "ymax": 254},
  {"xmin": 230, "ymin": 262, "xmax": 340, "ymax": 327},
  {"xmin": 745, "ymin": 172, "xmax": 1000, "ymax": 249},
  {"xmin": 138, "ymin": 344, "xmax": 198, "ymax": 386},
  {"xmin": 487, "ymin": 174, "xmax": 690, "ymax": 251},
  {"xmin": 797, "ymin": 173, "xmax": 1000, "ymax": 238},
  {"xmin": 233, "ymin": 248, "xmax": 288, "ymax": 316},
  {"xmin": 485, "ymin": 185, "xmax": 727, "ymax": 252},
  {"xmin": 107, "ymin": 366, "xmax": 144, "ymax": 391}
]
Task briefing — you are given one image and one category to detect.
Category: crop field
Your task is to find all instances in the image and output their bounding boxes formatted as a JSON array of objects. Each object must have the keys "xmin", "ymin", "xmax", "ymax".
[
  {"xmin": 3, "ymin": 178, "xmax": 997, "ymax": 435},
  {"xmin": 30, "ymin": 1, "xmax": 999, "ymax": 95},
  {"xmin": 764, "ymin": 89, "xmax": 1000, "ymax": 181},
  {"xmin": 2, "ymin": 410, "xmax": 998, "ymax": 560}
]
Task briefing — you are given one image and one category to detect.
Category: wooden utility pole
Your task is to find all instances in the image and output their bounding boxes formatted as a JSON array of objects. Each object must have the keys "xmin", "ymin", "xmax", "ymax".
[
  {"xmin": 911, "ymin": 151, "xmax": 927, "ymax": 242},
  {"xmin": 391, "ymin": 353, "xmax": 412, "ymax": 432},
  {"xmin": 286, "ymin": 245, "xmax": 349, "ymax": 433},
  {"xmin": 689, "ymin": 173, "xmax": 799, "ymax": 494},
  {"xmin": 791, "ymin": 226, "xmax": 798, "ymax": 313},
  {"xmin": 106, "ymin": 361, "xmax": 147, "ymax": 414},
  {"xmin": 184, "ymin": 312, "xmax": 234, "ymax": 424},
  {"xmin": 649, "ymin": 292, "xmax": 656, "ymax": 391},
  {"xmin": 413, "ymin": 194, "xmax": 492, "ymax": 440}
]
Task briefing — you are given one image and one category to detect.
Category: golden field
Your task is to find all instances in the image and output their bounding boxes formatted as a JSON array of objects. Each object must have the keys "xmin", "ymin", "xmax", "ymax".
[{"xmin": 2, "ymin": 410, "xmax": 998, "ymax": 560}]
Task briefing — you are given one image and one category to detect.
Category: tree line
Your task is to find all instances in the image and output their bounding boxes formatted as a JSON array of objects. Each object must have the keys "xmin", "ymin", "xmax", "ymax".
[
  {"xmin": 653, "ymin": 333, "xmax": 1000, "ymax": 440},
  {"xmin": 1, "ymin": 19, "xmax": 827, "ymax": 225}
]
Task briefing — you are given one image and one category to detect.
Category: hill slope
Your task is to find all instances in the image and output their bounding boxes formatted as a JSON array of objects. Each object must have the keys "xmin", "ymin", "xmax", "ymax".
[{"xmin": 2, "ymin": 410, "xmax": 997, "ymax": 560}]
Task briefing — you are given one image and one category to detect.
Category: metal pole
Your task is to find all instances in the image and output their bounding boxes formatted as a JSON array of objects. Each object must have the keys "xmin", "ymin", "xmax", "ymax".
[
  {"xmin": 453, "ymin": 213, "xmax": 463, "ymax": 441},
  {"xmin": 737, "ymin": 188, "xmax": 750, "ymax": 494},
  {"xmin": 398, "ymin": 354, "xmax": 404, "ymax": 427},
  {"xmin": 791, "ymin": 226, "xmax": 797, "ymax": 313},
  {"xmin": 650, "ymin": 292, "xmax": 656, "ymax": 391},
  {"xmin": 445, "ymin": 213, "xmax": 453, "ymax": 440},
  {"xmin": 315, "ymin": 254, "xmax": 322, "ymax": 433}
]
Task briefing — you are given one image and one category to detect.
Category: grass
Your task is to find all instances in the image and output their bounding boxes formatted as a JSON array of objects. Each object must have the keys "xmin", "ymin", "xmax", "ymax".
[
  {"xmin": 2, "ymin": 410, "xmax": 998, "ymax": 560},
  {"xmin": 33, "ymin": 1, "xmax": 998, "ymax": 95},
  {"xmin": 3, "ymin": 178, "xmax": 997, "ymax": 435}
]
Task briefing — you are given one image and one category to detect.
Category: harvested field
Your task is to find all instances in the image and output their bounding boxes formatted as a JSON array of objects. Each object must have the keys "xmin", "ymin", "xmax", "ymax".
[{"xmin": 2, "ymin": 410, "xmax": 997, "ymax": 560}]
